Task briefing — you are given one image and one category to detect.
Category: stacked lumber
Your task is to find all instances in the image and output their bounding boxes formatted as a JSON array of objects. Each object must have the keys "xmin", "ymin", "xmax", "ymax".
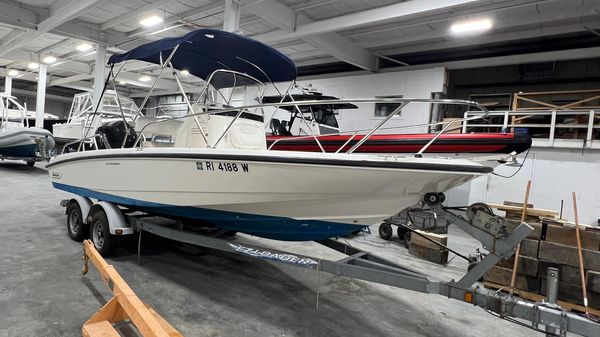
[
  {"xmin": 484, "ymin": 201, "xmax": 600, "ymax": 313},
  {"xmin": 408, "ymin": 230, "xmax": 448, "ymax": 264}
]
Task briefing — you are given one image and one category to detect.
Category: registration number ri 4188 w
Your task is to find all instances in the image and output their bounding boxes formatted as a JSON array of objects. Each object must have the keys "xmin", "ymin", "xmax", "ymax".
[{"xmin": 196, "ymin": 161, "xmax": 249, "ymax": 173}]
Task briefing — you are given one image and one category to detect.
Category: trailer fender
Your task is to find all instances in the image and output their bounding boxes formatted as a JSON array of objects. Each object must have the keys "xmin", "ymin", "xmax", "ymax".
[
  {"xmin": 63, "ymin": 196, "xmax": 93, "ymax": 223},
  {"xmin": 87, "ymin": 202, "xmax": 134, "ymax": 235}
]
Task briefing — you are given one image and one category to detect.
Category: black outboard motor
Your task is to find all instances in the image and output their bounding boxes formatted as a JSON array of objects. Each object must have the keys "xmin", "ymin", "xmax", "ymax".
[{"xmin": 95, "ymin": 120, "xmax": 138, "ymax": 149}]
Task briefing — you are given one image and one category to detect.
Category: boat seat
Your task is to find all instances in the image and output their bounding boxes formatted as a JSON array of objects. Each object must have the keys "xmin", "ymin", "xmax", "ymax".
[
  {"xmin": 279, "ymin": 121, "xmax": 292, "ymax": 136},
  {"xmin": 270, "ymin": 119, "xmax": 282, "ymax": 135}
]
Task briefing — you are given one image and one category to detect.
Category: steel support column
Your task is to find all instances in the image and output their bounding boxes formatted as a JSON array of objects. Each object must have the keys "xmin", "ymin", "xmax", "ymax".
[
  {"xmin": 4, "ymin": 75, "xmax": 12, "ymax": 95},
  {"xmin": 35, "ymin": 63, "xmax": 47, "ymax": 128},
  {"xmin": 223, "ymin": 0, "xmax": 240, "ymax": 33},
  {"xmin": 92, "ymin": 44, "xmax": 107, "ymax": 111}
]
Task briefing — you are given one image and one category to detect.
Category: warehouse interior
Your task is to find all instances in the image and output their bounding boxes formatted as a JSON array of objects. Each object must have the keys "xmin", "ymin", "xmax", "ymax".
[{"xmin": 1, "ymin": 1, "xmax": 600, "ymax": 336}]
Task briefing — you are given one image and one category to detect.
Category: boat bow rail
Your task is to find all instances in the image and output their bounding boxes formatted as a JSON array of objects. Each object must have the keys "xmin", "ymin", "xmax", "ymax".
[{"xmin": 132, "ymin": 97, "xmax": 489, "ymax": 155}]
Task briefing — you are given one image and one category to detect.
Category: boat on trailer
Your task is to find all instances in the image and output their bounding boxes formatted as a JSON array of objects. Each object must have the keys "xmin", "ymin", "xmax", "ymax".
[
  {"xmin": 0, "ymin": 95, "xmax": 54, "ymax": 165},
  {"xmin": 263, "ymin": 93, "xmax": 531, "ymax": 162},
  {"xmin": 48, "ymin": 29, "xmax": 492, "ymax": 242}
]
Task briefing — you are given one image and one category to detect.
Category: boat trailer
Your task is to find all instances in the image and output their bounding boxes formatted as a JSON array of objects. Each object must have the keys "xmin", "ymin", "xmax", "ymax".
[{"xmin": 64, "ymin": 195, "xmax": 600, "ymax": 336}]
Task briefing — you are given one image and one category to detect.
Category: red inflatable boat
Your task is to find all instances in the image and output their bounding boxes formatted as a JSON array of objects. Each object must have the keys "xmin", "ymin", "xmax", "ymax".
[{"xmin": 267, "ymin": 132, "xmax": 532, "ymax": 155}]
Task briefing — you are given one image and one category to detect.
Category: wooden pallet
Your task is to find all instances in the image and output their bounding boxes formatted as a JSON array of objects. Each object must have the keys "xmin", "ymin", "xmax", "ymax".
[{"xmin": 483, "ymin": 281, "xmax": 600, "ymax": 317}]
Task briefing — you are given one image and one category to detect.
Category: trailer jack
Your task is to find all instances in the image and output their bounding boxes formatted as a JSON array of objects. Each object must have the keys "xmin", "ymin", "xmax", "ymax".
[{"xmin": 81, "ymin": 239, "xmax": 182, "ymax": 337}]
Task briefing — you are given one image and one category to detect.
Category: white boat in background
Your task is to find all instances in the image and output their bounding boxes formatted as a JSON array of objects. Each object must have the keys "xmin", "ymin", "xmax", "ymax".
[
  {"xmin": 52, "ymin": 91, "xmax": 138, "ymax": 143},
  {"xmin": 48, "ymin": 29, "xmax": 492, "ymax": 241},
  {"xmin": 53, "ymin": 91, "xmax": 181, "ymax": 148},
  {"xmin": 0, "ymin": 95, "xmax": 54, "ymax": 165},
  {"xmin": 0, "ymin": 93, "xmax": 60, "ymax": 122}
]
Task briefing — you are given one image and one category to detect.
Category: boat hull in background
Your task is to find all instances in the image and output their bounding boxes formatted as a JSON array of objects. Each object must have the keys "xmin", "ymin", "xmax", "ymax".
[
  {"xmin": 47, "ymin": 148, "xmax": 490, "ymax": 241},
  {"xmin": 0, "ymin": 128, "xmax": 55, "ymax": 161}
]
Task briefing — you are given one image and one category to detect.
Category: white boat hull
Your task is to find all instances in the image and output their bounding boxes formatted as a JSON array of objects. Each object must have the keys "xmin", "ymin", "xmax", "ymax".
[{"xmin": 48, "ymin": 148, "xmax": 490, "ymax": 240}]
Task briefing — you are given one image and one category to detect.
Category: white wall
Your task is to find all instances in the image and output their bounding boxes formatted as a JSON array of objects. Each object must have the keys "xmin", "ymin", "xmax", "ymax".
[
  {"xmin": 467, "ymin": 147, "xmax": 600, "ymax": 225},
  {"xmin": 271, "ymin": 66, "xmax": 447, "ymax": 133}
]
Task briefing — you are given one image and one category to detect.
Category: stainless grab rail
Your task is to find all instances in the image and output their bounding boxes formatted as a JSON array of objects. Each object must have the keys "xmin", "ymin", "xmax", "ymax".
[{"xmin": 134, "ymin": 97, "xmax": 488, "ymax": 154}]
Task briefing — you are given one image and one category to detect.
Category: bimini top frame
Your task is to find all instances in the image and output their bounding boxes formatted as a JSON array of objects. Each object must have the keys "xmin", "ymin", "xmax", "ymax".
[{"xmin": 108, "ymin": 29, "xmax": 297, "ymax": 85}]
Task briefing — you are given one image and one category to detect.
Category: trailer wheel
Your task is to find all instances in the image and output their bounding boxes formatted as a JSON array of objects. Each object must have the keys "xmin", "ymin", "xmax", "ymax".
[
  {"xmin": 378, "ymin": 222, "xmax": 393, "ymax": 240},
  {"xmin": 90, "ymin": 210, "xmax": 115, "ymax": 256},
  {"xmin": 403, "ymin": 232, "xmax": 411, "ymax": 249},
  {"xmin": 66, "ymin": 202, "xmax": 88, "ymax": 242},
  {"xmin": 424, "ymin": 192, "xmax": 443, "ymax": 206},
  {"xmin": 397, "ymin": 226, "xmax": 408, "ymax": 240}
]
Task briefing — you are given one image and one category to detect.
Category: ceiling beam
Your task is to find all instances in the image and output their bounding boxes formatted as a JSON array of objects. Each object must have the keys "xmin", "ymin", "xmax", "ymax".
[
  {"xmin": 357, "ymin": 4, "xmax": 600, "ymax": 50},
  {"xmin": 0, "ymin": 0, "xmax": 107, "ymax": 57},
  {"xmin": 36, "ymin": 38, "xmax": 73, "ymax": 56},
  {"xmin": 303, "ymin": 33, "xmax": 378, "ymax": 71},
  {"xmin": 124, "ymin": 2, "xmax": 224, "ymax": 38},
  {"xmin": 251, "ymin": 0, "xmax": 480, "ymax": 43},
  {"xmin": 377, "ymin": 21, "xmax": 600, "ymax": 57},
  {"xmin": 244, "ymin": 0, "xmax": 296, "ymax": 32},
  {"xmin": 0, "ymin": 2, "xmax": 39, "ymax": 30},
  {"xmin": 244, "ymin": 0, "xmax": 378, "ymax": 71},
  {"xmin": 100, "ymin": 0, "xmax": 176, "ymax": 30},
  {"xmin": 49, "ymin": 73, "xmax": 93, "ymax": 87},
  {"xmin": 432, "ymin": 46, "xmax": 600, "ymax": 70},
  {"xmin": 0, "ymin": 28, "xmax": 26, "ymax": 46}
]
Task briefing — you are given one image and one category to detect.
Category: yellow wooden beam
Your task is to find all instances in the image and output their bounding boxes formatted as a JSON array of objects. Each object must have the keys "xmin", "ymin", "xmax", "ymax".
[{"xmin": 82, "ymin": 240, "xmax": 183, "ymax": 337}]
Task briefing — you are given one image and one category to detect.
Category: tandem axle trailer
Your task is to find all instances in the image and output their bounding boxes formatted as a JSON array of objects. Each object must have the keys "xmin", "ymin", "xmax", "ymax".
[{"xmin": 61, "ymin": 194, "xmax": 600, "ymax": 336}]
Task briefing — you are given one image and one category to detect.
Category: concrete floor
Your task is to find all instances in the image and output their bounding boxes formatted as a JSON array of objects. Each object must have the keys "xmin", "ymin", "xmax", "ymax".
[{"xmin": 0, "ymin": 160, "xmax": 538, "ymax": 337}]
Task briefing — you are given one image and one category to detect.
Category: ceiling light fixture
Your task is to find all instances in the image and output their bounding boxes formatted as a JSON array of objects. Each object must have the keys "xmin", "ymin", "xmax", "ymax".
[
  {"xmin": 180, "ymin": 69, "xmax": 189, "ymax": 76},
  {"xmin": 43, "ymin": 55, "xmax": 57, "ymax": 64},
  {"xmin": 139, "ymin": 15, "xmax": 163, "ymax": 27},
  {"xmin": 7, "ymin": 69, "xmax": 18, "ymax": 76},
  {"xmin": 139, "ymin": 75, "xmax": 151, "ymax": 82},
  {"xmin": 450, "ymin": 18, "xmax": 492, "ymax": 34},
  {"xmin": 28, "ymin": 62, "xmax": 39, "ymax": 70},
  {"xmin": 76, "ymin": 43, "xmax": 93, "ymax": 52}
]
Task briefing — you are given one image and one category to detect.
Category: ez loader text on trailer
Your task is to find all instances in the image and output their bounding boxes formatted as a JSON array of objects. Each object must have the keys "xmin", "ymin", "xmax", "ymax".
[{"xmin": 62, "ymin": 193, "xmax": 600, "ymax": 337}]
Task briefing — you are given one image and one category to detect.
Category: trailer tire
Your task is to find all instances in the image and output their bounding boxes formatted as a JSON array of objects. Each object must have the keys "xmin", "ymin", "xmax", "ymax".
[
  {"xmin": 403, "ymin": 232, "xmax": 411, "ymax": 249},
  {"xmin": 26, "ymin": 161, "xmax": 35, "ymax": 167},
  {"xmin": 424, "ymin": 192, "xmax": 443, "ymax": 206},
  {"xmin": 90, "ymin": 210, "xmax": 115, "ymax": 256},
  {"xmin": 397, "ymin": 226, "xmax": 408, "ymax": 240},
  {"xmin": 66, "ymin": 202, "xmax": 88, "ymax": 242},
  {"xmin": 378, "ymin": 222, "xmax": 393, "ymax": 240}
]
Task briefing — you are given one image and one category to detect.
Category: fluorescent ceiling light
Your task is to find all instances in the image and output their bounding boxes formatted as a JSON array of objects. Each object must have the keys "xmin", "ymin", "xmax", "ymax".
[
  {"xmin": 76, "ymin": 43, "xmax": 93, "ymax": 52},
  {"xmin": 7, "ymin": 69, "xmax": 18, "ymax": 76},
  {"xmin": 139, "ymin": 75, "xmax": 151, "ymax": 82},
  {"xmin": 42, "ymin": 55, "xmax": 57, "ymax": 64},
  {"xmin": 180, "ymin": 69, "xmax": 189, "ymax": 76},
  {"xmin": 28, "ymin": 62, "xmax": 39, "ymax": 70},
  {"xmin": 450, "ymin": 18, "xmax": 492, "ymax": 34},
  {"xmin": 139, "ymin": 15, "xmax": 163, "ymax": 27}
]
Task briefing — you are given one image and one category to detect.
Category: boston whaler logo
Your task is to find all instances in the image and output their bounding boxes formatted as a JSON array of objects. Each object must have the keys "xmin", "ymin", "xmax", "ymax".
[
  {"xmin": 228, "ymin": 243, "xmax": 318, "ymax": 267},
  {"xmin": 51, "ymin": 172, "xmax": 61, "ymax": 179}
]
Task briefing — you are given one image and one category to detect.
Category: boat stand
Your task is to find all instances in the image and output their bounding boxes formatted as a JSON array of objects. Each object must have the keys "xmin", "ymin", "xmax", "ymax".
[
  {"xmin": 126, "ymin": 203, "xmax": 600, "ymax": 337},
  {"xmin": 81, "ymin": 239, "xmax": 183, "ymax": 337}
]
